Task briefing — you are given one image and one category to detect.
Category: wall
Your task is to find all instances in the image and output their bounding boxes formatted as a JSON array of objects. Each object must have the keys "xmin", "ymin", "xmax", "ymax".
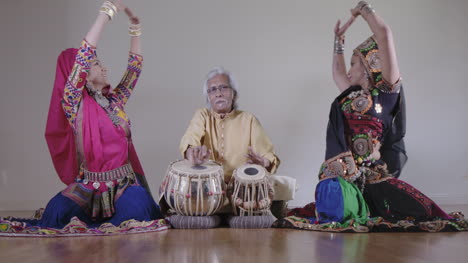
[{"xmin": 1, "ymin": 0, "xmax": 467, "ymax": 210}]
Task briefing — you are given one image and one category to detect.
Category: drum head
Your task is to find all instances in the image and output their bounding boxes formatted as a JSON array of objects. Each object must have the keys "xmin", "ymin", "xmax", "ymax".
[
  {"xmin": 234, "ymin": 164, "xmax": 266, "ymax": 181},
  {"xmin": 171, "ymin": 159, "xmax": 222, "ymax": 175}
]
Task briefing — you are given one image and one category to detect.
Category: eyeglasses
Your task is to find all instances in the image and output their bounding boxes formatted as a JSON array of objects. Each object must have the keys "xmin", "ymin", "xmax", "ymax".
[{"xmin": 207, "ymin": 85, "xmax": 231, "ymax": 94}]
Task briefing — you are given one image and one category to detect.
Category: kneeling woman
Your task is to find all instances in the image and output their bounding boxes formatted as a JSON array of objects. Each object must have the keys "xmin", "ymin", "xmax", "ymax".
[
  {"xmin": 279, "ymin": 2, "xmax": 465, "ymax": 232},
  {"xmin": 1, "ymin": 1, "xmax": 164, "ymax": 234}
]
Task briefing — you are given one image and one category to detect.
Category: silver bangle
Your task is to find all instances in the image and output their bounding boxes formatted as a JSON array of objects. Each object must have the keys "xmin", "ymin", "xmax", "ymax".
[
  {"xmin": 358, "ymin": 1, "xmax": 375, "ymax": 14},
  {"xmin": 334, "ymin": 36, "xmax": 345, "ymax": 54},
  {"xmin": 362, "ymin": 5, "xmax": 375, "ymax": 14}
]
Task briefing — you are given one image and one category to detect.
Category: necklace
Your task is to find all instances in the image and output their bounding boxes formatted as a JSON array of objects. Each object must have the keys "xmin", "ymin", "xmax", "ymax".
[
  {"xmin": 85, "ymin": 83, "xmax": 122, "ymax": 126},
  {"xmin": 86, "ymin": 83, "xmax": 110, "ymax": 108}
]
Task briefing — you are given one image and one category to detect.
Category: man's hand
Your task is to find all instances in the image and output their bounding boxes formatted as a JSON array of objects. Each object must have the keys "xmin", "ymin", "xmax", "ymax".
[
  {"xmin": 246, "ymin": 147, "xmax": 271, "ymax": 169},
  {"xmin": 186, "ymin": 145, "xmax": 211, "ymax": 166}
]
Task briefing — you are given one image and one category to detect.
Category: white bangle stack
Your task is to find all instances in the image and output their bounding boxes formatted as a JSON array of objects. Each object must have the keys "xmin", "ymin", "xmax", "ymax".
[
  {"xmin": 129, "ymin": 23, "xmax": 142, "ymax": 37},
  {"xmin": 100, "ymin": 1, "xmax": 118, "ymax": 20}
]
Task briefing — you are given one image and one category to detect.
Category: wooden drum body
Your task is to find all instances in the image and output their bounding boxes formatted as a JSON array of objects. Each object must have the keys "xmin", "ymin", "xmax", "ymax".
[{"xmin": 228, "ymin": 164, "xmax": 274, "ymax": 216}]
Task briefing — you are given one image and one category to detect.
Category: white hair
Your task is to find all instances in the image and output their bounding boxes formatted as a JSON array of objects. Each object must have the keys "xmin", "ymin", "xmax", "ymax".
[{"xmin": 203, "ymin": 66, "xmax": 239, "ymax": 110}]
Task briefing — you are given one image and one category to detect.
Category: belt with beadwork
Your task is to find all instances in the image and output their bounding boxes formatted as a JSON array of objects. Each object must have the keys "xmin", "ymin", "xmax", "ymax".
[{"xmin": 83, "ymin": 163, "xmax": 134, "ymax": 184}]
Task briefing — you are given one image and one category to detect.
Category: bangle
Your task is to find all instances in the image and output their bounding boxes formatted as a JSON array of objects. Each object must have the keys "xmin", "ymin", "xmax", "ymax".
[
  {"xmin": 100, "ymin": 6, "xmax": 115, "ymax": 20},
  {"xmin": 334, "ymin": 35, "xmax": 345, "ymax": 54},
  {"xmin": 357, "ymin": 1, "xmax": 375, "ymax": 14},
  {"xmin": 103, "ymin": 1, "xmax": 117, "ymax": 13},
  {"xmin": 357, "ymin": 1, "xmax": 368, "ymax": 10},
  {"xmin": 100, "ymin": 1, "xmax": 118, "ymax": 20},
  {"xmin": 129, "ymin": 23, "xmax": 142, "ymax": 37}
]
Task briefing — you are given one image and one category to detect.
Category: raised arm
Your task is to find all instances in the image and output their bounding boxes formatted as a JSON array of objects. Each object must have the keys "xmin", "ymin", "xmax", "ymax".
[
  {"xmin": 126, "ymin": 7, "xmax": 142, "ymax": 55},
  {"xmin": 110, "ymin": 7, "xmax": 143, "ymax": 106},
  {"xmin": 62, "ymin": 1, "xmax": 124, "ymax": 128},
  {"xmin": 332, "ymin": 17, "xmax": 356, "ymax": 92},
  {"xmin": 351, "ymin": 1, "xmax": 400, "ymax": 85}
]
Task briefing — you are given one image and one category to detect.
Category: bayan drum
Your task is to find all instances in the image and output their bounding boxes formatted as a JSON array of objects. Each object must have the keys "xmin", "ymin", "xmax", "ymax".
[{"xmin": 160, "ymin": 160, "xmax": 225, "ymax": 216}]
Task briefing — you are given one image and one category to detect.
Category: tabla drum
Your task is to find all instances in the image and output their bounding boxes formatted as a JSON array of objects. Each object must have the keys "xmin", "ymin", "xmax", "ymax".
[
  {"xmin": 228, "ymin": 164, "xmax": 274, "ymax": 216},
  {"xmin": 160, "ymin": 160, "xmax": 225, "ymax": 216}
]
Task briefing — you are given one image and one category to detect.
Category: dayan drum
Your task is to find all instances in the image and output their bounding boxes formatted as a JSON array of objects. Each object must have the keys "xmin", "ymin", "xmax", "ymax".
[
  {"xmin": 228, "ymin": 164, "xmax": 274, "ymax": 216},
  {"xmin": 160, "ymin": 160, "xmax": 225, "ymax": 216}
]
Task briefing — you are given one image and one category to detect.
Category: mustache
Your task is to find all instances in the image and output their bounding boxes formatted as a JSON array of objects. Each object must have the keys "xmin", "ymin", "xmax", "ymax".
[{"xmin": 213, "ymin": 98, "xmax": 228, "ymax": 104}]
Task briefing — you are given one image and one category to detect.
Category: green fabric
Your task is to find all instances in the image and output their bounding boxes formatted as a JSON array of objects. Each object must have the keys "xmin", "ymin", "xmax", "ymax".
[{"xmin": 338, "ymin": 177, "xmax": 369, "ymax": 225}]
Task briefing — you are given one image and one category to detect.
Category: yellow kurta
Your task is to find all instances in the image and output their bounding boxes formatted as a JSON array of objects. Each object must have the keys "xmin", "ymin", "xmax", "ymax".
[{"xmin": 180, "ymin": 108, "xmax": 280, "ymax": 182}]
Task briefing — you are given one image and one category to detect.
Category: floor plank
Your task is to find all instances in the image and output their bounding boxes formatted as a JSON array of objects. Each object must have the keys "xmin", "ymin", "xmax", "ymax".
[{"xmin": 1, "ymin": 205, "xmax": 467, "ymax": 263}]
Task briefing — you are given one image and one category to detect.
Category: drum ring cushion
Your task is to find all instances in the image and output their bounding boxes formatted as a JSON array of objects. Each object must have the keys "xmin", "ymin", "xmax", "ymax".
[
  {"xmin": 168, "ymin": 215, "xmax": 221, "ymax": 229},
  {"xmin": 228, "ymin": 215, "xmax": 276, "ymax": 228}
]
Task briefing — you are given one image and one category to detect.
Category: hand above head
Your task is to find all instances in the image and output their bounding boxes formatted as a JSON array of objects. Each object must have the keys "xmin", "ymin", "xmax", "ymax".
[
  {"xmin": 86, "ymin": 0, "xmax": 126, "ymax": 47},
  {"xmin": 110, "ymin": 0, "xmax": 126, "ymax": 13},
  {"xmin": 245, "ymin": 147, "xmax": 271, "ymax": 169},
  {"xmin": 124, "ymin": 7, "xmax": 140, "ymax": 25},
  {"xmin": 332, "ymin": 16, "xmax": 355, "ymax": 92},
  {"xmin": 351, "ymin": 1, "xmax": 374, "ymax": 17},
  {"xmin": 186, "ymin": 145, "xmax": 211, "ymax": 166},
  {"xmin": 334, "ymin": 16, "xmax": 356, "ymax": 38}
]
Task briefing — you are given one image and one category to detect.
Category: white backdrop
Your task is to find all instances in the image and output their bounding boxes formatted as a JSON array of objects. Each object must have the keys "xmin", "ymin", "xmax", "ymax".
[{"xmin": 1, "ymin": 0, "xmax": 467, "ymax": 210}]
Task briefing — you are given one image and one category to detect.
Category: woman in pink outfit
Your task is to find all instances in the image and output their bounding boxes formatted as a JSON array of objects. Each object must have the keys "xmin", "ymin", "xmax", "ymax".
[{"xmin": 8, "ymin": 0, "xmax": 161, "ymax": 230}]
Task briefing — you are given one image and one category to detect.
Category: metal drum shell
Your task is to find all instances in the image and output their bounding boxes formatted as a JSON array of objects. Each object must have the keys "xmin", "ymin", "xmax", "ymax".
[{"xmin": 163, "ymin": 160, "xmax": 225, "ymax": 216}]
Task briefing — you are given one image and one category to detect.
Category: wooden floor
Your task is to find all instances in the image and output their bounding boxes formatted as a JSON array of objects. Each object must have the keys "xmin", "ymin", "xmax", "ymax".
[{"xmin": 1, "ymin": 205, "xmax": 467, "ymax": 263}]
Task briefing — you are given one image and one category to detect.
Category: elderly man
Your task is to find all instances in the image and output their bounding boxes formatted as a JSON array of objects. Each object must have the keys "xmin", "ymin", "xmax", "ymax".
[
  {"xmin": 181, "ymin": 67, "xmax": 279, "ymax": 182},
  {"xmin": 165, "ymin": 67, "xmax": 295, "ymax": 228}
]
